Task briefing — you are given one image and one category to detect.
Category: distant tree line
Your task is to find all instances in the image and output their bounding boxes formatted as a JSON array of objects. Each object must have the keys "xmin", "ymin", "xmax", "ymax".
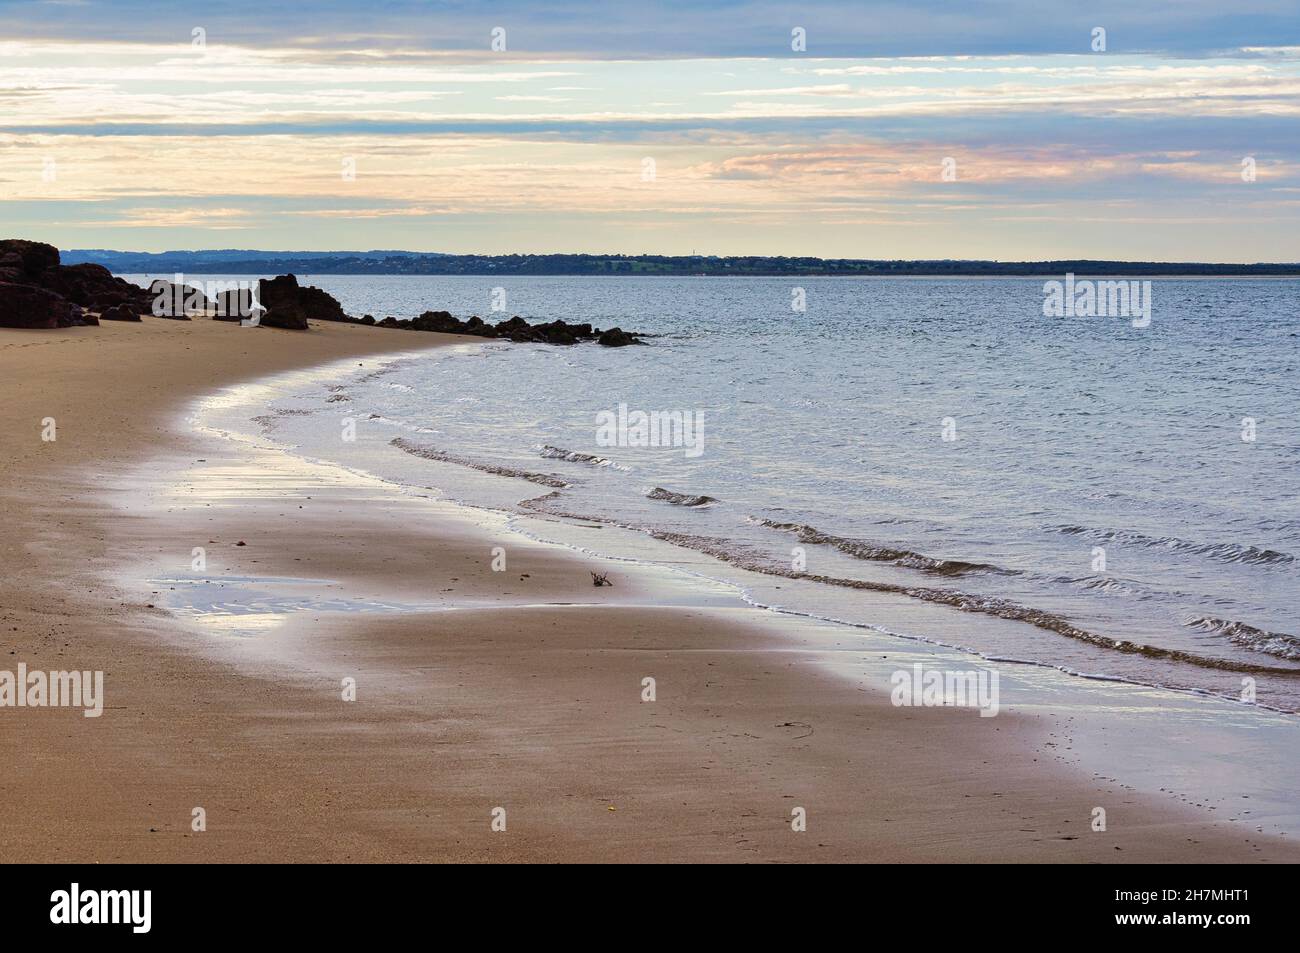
[{"xmin": 66, "ymin": 250, "xmax": 1300, "ymax": 277}]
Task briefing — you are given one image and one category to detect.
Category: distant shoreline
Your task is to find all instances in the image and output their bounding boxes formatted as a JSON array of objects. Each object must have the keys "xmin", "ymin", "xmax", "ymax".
[
  {"xmin": 65, "ymin": 249, "xmax": 1300, "ymax": 279},
  {"xmin": 120, "ymin": 271, "xmax": 1300, "ymax": 281}
]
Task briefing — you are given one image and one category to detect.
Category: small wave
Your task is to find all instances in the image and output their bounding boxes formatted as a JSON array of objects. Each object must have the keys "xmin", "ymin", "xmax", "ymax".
[
  {"xmin": 249, "ymin": 407, "xmax": 316, "ymax": 430},
  {"xmin": 1185, "ymin": 616, "xmax": 1300, "ymax": 661},
  {"xmin": 1072, "ymin": 575, "xmax": 1140, "ymax": 596},
  {"xmin": 647, "ymin": 529, "xmax": 1300, "ymax": 678},
  {"xmin": 538, "ymin": 445, "xmax": 629, "ymax": 470},
  {"xmin": 646, "ymin": 487, "xmax": 720, "ymax": 507},
  {"xmin": 390, "ymin": 438, "xmax": 569, "ymax": 488},
  {"xmin": 506, "ymin": 496, "xmax": 1300, "ymax": 680},
  {"xmin": 759, "ymin": 520, "xmax": 1014, "ymax": 577},
  {"xmin": 1055, "ymin": 525, "xmax": 1294, "ymax": 566}
]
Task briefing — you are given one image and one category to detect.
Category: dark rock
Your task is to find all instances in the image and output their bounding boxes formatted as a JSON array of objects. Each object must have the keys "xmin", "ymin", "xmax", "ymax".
[
  {"xmin": 257, "ymin": 274, "xmax": 308, "ymax": 329},
  {"xmin": 0, "ymin": 240, "xmax": 60, "ymax": 282},
  {"xmin": 149, "ymin": 279, "xmax": 212, "ymax": 319},
  {"xmin": 90, "ymin": 292, "xmax": 129, "ymax": 311},
  {"xmin": 298, "ymin": 284, "xmax": 349, "ymax": 322},
  {"xmin": 371, "ymin": 308, "xmax": 643, "ymax": 347},
  {"xmin": 44, "ymin": 263, "xmax": 148, "ymax": 311},
  {"xmin": 597, "ymin": 326, "xmax": 639, "ymax": 347},
  {"xmin": 100, "ymin": 303, "xmax": 142, "ymax": 322},
  {"xmin": 0, "ymin": 242, "xmax": 153, "ymax": 329},
  {"xmin": 494, "ymin": 316, "xmax": 530, "ymax": 334},
  {"xmin": 157, "ymin": 279, "xmax": 334, "ymax": 324},
  {"xmin": 211, "ymin": 286, "xmax": 258, "ymax": 322},
  {"xmin": 100, "ymin": 302, "xmax": 141, "ymax": 321},
  {"xmin": 531, "ymin": 319, "xmax": 593, "ymax": 345},
  {"xmin": 0, "ymin": 281, "xmax": 78, "ymax": 329},
  {"xmin": 409, "ymin": 309, "xmax": 463, "ymax": 333}
]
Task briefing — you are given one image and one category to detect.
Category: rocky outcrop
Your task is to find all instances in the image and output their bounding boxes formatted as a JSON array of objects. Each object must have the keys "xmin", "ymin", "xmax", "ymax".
[
  {"xmin": 148, "ymin": 279, "xmax": 213, "ymax": 318},
  {"xmin": 373, "ymin": 310, "xmax": 642, "ymax": 345},
  {"xmin": 0, "ymin": 240, "xmax": 646, "ymax": 345},
  {"xmin": 0, "ymin": 281, "xmax": 80, "ymax": 328},
  {"xmin": 44, "ymin": 262, "xmax": 150, "ymax": 311},
  {"xmin": 0, "ymin": 240, "xmax": 60, "ymax": 283},
  {"xmin": 297, "ymin": 284, "xmax": 348, "ymax": 323},
  {"xmin": 208, "ymin": 286, "xmax": 256, "ymax": 322},
  {"xmin": 208, "ymin": 276, "xmax": 308, "ymax": 327},
  {"xmin": 596, "ymin": 327, "xmax": 638, "ymax": 347},
  {"xmin": 100, "ymin": 302, "xmax": 142, "ymax": 322},
  {"xmin": 256, "ymin": 274, "xmax": 308, "ymax": 329},
  {"xmin": 0, "ymin": 240, "xmax": 147, "ymax": 327}
]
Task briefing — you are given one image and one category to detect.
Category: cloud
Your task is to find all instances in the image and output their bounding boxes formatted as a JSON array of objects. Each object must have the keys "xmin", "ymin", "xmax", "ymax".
[
  {"xmin": 1, "ymin": 12, "xmax": 1297, "ymax": 258},
  {"xmin": 4, "ymin": 1, "xmax": 1300, "ymax": 58}
]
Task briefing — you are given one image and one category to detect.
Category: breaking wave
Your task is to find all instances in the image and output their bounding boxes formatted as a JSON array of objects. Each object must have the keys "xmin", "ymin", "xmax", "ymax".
[
  {"xmin": 1055, "ymin": 525, "xmax": 1294, "ymax": 567},
  {"xmin": 1185, "ymin": 616, "xmax": 1300, "ymax": 661},
  {"xmin": 650, "ymin": 530, "xmax": 1300, "ymax": 677},
  {"xmin": 538, "ymin": 445, "xmax": 629, "ymax": 470},
  {"xmin": 758, "ymin": 519, "xmax": 1015, "ymax": 577},
  {"xmin": 390, "ymin": 437, "xmax": 569, "ymax": 487}
]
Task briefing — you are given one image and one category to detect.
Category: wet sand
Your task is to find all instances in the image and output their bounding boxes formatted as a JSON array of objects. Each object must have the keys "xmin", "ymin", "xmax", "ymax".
[{"xmin": 1, "ymin": 316, "xmax": 1296, "ymax": 862}]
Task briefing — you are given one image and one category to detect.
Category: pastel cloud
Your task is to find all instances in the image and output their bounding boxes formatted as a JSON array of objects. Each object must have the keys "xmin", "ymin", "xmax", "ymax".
[
  {"xmin": 0, "ymin": 26, "xmax": 1296, "ymax": 259},
  {"xmin": 4, "ymin": 1, "xmax": 1300, "ymax": 58}
]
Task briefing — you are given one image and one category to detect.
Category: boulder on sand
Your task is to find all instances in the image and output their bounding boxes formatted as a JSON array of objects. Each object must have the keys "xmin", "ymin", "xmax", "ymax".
[
  {"xmin": 100, "ymin": 303, "xmax": 142, "ymax": 322},
  {"xmin": 211, "ymin": 286, "xmax": 259, "ymax": 322},
  {"xmin": 0, "ymin": 239, "xmax": 151, "ymax": 328},
  {"xmin": 44, "ymin": 262, "xmax": 151, "ymax": 311},
  {"xmin": 297, "ymin": 284, "xmax": 349, "ymax": 322},
  {"xmin": 0, "ymin": 281, "xmax": 79, "ymax": 329},
  {"xmin": 0, "ymin": 239, "xmax": 61, "ymax": 283},
  {"xmin": 257, "ymin": 274, "xmax": 308, "ymax": 329},
  {"xmin": 148, "ymin": 278, "xmax": 213, "ymax": 318}
]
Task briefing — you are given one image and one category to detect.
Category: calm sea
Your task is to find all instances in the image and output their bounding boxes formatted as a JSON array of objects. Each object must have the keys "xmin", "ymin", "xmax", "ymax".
[{"xmin": 131, "ymin": 274, "xmax": 1300, "ymax": 711}]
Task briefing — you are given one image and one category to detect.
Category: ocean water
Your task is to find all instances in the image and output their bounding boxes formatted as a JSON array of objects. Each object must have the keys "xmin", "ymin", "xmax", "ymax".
[{"xmin": 134, "ymin": 274, "xmax": 1300, "ymax": 712}]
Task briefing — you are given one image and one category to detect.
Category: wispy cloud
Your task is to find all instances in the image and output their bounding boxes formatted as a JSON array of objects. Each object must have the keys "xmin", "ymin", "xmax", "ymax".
[
  {"xmin": 1, "ymin": 20, "xmax": 1297, "ymax": 258},
  {"xmin": 4, "ymin": 1, "xmax": 1300, "ymax": 58}
]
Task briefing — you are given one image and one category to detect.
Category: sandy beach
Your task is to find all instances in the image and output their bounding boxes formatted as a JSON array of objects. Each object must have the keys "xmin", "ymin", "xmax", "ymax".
[{"xmin": 0, "ymin": 315, "xmax": 1292, "ymax": 863}]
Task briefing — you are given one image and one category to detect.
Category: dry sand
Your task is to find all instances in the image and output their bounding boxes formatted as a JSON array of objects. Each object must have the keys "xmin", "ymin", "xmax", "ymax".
[{"xmin": 2, "ymin": 316, "xmax": 1295, "ymax": 862}]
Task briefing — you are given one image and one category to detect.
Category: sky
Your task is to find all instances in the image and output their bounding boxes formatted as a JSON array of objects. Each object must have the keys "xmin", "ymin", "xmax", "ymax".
[{"xmin": 1, "ymin": 0, "xmax": 1298, "ymax": 260}]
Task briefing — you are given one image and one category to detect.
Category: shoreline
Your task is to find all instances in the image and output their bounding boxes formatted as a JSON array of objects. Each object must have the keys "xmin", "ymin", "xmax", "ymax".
[
  {"xmin": 3, "ymin": 317, "xmax": 1298, "ymax": 861},
  {"xmin": 124, "ymin": 271, "xmax": 1300, "ymax": 281},
  {"xmin": 199, "ymin": 346, "xmax": 1300, "ymax": 841},
  {"xmin": 200, "ymin": 347, "xmax": 1300, "ymax": 711}
]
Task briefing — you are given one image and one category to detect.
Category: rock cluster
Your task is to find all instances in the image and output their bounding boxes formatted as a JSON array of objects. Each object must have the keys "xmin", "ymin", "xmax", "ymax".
[
  {"xmin": 0, "ymin": 240, "xmax": 152, "ymax": 328},
  {"xmin": 368, "ymin": 311, "xmax": 643, "ymax": 346},
  {"xmin": 180, "ymin": 275, "xmax": 308, "ymax": 328},
  {"xmin": 253, "ymin": 274, "xmax": 309, "ymax": 330},
  {"xmin": 1, "ymin": 241, "xmax": 645, "ymax": 346}
]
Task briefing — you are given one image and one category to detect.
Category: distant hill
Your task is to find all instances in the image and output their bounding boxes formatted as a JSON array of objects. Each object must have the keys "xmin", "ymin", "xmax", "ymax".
[
  {"xmin": 62, "ymin": 249, "xmax": 441, "ymax": 272},
  {"xmin": 63, "ymin": 250, "xmax": 1300, "ymax": 278}
]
